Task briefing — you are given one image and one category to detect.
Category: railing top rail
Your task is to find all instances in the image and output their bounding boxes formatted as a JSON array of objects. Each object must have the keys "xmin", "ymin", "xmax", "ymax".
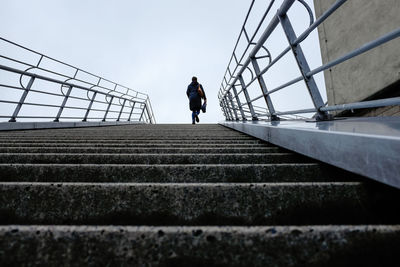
[{"xmin": 0, "ymin": 36, "xmax": 149, "ymax": 99}]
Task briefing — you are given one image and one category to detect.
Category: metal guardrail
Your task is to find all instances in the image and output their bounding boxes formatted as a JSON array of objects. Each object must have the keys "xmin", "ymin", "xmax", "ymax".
[
  {"xmin": 0, "ymin": 37, "xmax": 155, "ymax": 124},
  {"xmin": 218, "ymin": 0, "xmax": 400, "ymax": 121}
]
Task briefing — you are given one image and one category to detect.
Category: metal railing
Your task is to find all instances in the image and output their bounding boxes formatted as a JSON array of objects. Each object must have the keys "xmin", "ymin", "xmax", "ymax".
[
  {"xmin": 0, "ymin": 37, "xmax": 155, "ymax": 124},
  {"xmin": 218, "ymin": 0, "xmax": 400, "ymax": 121}
]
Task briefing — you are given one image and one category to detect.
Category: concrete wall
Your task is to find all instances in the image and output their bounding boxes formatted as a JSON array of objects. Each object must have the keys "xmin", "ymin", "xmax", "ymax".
[{"xmin": 313, "ymin": 0, "xmax": 400, "ymax": 112}]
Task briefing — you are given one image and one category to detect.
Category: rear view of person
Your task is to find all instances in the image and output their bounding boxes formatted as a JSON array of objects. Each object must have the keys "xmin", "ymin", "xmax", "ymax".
[{"xmin": 186, "ymin": 76, "xmax": 206, "ymax": 124}]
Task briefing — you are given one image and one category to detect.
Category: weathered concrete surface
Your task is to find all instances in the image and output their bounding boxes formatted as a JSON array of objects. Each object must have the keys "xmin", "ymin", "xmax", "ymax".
[
  {"xmin": 0, "ymin": 163, "xmax": 352, "ymax": 183},
  {"xmin": 360, "ymin": 105, "xmax": 400, "ymax": 117},
  {"xmin": 0, "ymin": 125, "xmax": 255, "ymax": 141},
  {"xmin": 1, "ymin": 182, "xmax": 399, "ymax": 225},
  {"xmin": 0, "ymin": 124, "xmax": 247, "ymax": 138},
  {"xmin": 0, "ymin": 146, "xmax": 282, "ymax": 154},
  {"xmin": 0, "ymin": 153, "xmax": 312, "ymax": 164},
  {"xmin": 314, "ymin": 0, "xmax": 400, "ymax": 106},
  {"xmin": 0, "ymin": 142, "xmax": 270, "ymax": 148},
  {"xmin": 0, "ymin": 134, "xmax": 253, "ymax": 139},
  {"xmin": 0, "ymin": 138, "xmax": 264, "ymax": 144},
  {"xmin": 0, "ymin": 124, "xmax": 399, "ymax": 265},
  {"xmin": 0, "ymin": 135, "xmax": 255, "ymax": 140},
  {"xmin": 0, "ymin": 121, "xmax": 144, "ymax": 131},
  {"xmin": 1, "ymin": 225, "xmax": 399, "ymax": 267}
]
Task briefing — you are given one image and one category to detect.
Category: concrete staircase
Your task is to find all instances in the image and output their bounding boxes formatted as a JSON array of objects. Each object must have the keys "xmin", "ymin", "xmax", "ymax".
[{"xmin": 0, "ymin": 124, "xmax": 399, "ymax": 266}]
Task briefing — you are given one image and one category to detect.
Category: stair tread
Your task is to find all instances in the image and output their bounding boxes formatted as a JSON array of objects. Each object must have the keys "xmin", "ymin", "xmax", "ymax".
[
  {"xmin": 2, "ymin": 181, "xmax": 399, "ymax": 226},
  {"xmin": 0, "ymin": 123, "xmax": 398, "ymax": 265}
]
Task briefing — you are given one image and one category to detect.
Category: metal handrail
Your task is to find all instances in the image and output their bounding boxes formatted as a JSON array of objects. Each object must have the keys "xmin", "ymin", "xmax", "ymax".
[
  {"xmin": 0, "ymin": 37, "xmax": 155, "ymax": 124},
  {"xmin": 218, "ymin": 0, "xmax": 400, "ymax": 121}
]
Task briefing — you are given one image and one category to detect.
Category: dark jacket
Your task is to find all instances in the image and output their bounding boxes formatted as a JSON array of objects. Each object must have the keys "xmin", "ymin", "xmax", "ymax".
[{"xmin": 186, "ymin": 82, "xmax": 206, "ymax": 111}]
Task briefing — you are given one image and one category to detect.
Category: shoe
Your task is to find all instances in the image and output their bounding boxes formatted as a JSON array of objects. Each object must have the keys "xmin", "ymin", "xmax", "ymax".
[
  {"xmin": 195, "ymin": 115, "xmax": 199, "ymax": 123},
  {"xmin": 192, "ymin": 122, "xmax": 195, "ymax": 125}
]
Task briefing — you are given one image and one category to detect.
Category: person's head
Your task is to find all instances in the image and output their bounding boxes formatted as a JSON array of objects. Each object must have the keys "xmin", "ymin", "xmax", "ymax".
[{"xmin": 192, "ymin": 76, "xmax": 197, "ymax": 82}]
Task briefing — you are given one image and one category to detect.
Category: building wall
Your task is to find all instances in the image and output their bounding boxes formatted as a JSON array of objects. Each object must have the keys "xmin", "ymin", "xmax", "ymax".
[{"xmin": 313, "ymin": 0, "xmax": 400, "ymax": 114}]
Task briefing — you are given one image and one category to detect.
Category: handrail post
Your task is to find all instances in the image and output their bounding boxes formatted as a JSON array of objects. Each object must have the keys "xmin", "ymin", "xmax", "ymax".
[
  {"xmin": 238, "ymin": 75, "xmax": 258, "ymax": 120},
  {"xmin": 223, "ymin": 97, "xmax": 234, "ymax": 121},
  {"xmin": 218, "ymin": 96, "xmax": 228, "ymax": 120},
  {"xmin": 117, "ymin": 99, "xmax": 126, "ymax": 121},
  {"xmin": 251, "ymin": 58, "xmax": 279, "ymax": 121},
  {"xmin": 228, "ymin": 91, "xmax": 239, "ymax": 120},
  {"xmin": 145, "ymin": 103, "xmax": 152, "ymax": 124},
  {"xmin": 220, "ymin": 104, "xmax": 226, "ymax": 120},
  {"xmin": 232, "ymin": 85, "xmax": 246, "ymax": 120},
  {"xmin": 223, "ymin": 98, "xmax": 230, "ymax": 120},
  {"xmin": 54, "ymin": 85, "xmax": 73, "ymax": 122},
  {"xmin": 139, "ymin": 103, "xmax": 146, "ymax": 122},
  {"xmin": 102, "ymin": 96, "xmax": 114, "ymax": 122},
  {"xmin": 220, "ymin": 97, "xmax": 228, "ymax": 120},
  {"xmin": 221, "ymin": 103, "xmax": 229, "ymax": 120},
  {"xmin": 143, "ymin": 111, "xmax": 149, "ymax": 123},
  {"xmin": 82, "ymin": 92, "xmax": 97, "ymax": 122},
  {"xmin": 278, "ymin": 13, "xmax": 329, "ymax": 120},
  {"xmin": 9, "ymin": 76, "xmax": 35, "ymax": 122},
  {"xmin": 128, "ymin": 102, "xmax": 136, "ymax": 121}
]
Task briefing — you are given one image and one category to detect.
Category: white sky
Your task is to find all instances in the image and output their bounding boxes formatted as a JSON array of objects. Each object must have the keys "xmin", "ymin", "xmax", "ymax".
[{"xmin": 0, "ymin": 0, "xmax": 326, "ymax": 123}]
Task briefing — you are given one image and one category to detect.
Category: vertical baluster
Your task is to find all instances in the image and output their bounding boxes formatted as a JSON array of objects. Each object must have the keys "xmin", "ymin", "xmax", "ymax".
[
  {"xmin": 228, "ymin": 91, "xmax": 239, "ymax": 120},
  {"xmin": 128, "ymin": 102, "xmax": 136, "ymax": 122},
  {"xmin": 223, "ymin": 97, "xmax": 234, "ymax": 121},
  {"xmin": 232, "ymin": 85, "xmax": 246, "ymax": 120},
  {"xmin": 218, "ymin": 96, "xmax": 228, "ymax": 120},
  {"xmin": 251, "ymin": 58, "xmax": 279, "ymax": 121},
  {"xmin": 9, "ymin": 76, "xmax": 35, "ymax": 122},
  {"xmin": 221, "ymin": 103, "xmax": 229, "ymax": 120},
  {"xmin": 117, "ymin": 99, "xmax": 126, "ymax": 121},
  {"xmin": 220, "ymin": 97, "xmax": 228, "ymax": 120},
  {"xmin": 238, "ymin": 75, "xmax": 257, "ymax": 120},
  {"xmin": 278, "ymin": 13, "xmax": 329, "ymax": 120},
  {"xmin": 54, "ymin": 85, "xmax": 73, "ymax": 122},
  {"xmin": 102, "ymin": 96, "xmax": 114, "ymax": 122},
  {"xmin": 139, "ymin": 103, "xmax": 146, "ymax": 122},
  {"xmin": 145, "ymin": 104, "xmax": 152, "ymax": 124},
  {"xmin": 221, "ymin": 98, "xmax": 229, "ymax": 120},
  {"xmin": 82, "ymin": 92, "xmax": 97, "ymax": 122}
]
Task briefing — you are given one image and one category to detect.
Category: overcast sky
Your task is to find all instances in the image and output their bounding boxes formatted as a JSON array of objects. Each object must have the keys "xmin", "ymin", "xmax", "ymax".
[{"xmin": 0, "ymin": 0, "xmax": 326, "ymax": 123}]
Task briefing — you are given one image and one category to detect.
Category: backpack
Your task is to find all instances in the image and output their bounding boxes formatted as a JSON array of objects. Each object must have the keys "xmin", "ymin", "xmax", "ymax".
[{"xmin": 197, "ymin": 84, "xmax": 204, "ymax": 98}]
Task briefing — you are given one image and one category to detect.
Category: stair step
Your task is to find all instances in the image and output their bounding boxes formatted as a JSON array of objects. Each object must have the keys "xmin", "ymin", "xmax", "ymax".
[
  {"xmin": 0, "ymin": 135, "xmax": 254, "ymax": 140},
  {"xmin": 0, "ymin": 142, "xmax": 272, "ymax": 148},
  {"xmin": 0, "ymin": 163, "xmax": 352, "ymax": 183},
  {"xmin": 0, "ymin": 138, "xmax": 269, "ymax": 144},
  {"xmin": 0, "ymin": 153, "xmax": 312, "ymax": 164},
  {"xmin": 0, "ymin": 146, "xmax": 283, "ymax": 154},
  {"xmin": 1, "ymin": 182, "xmax": 398, "ymax": 225},
  {"xmin": 0, "ymin": 129, "xmax": 238, "ymax": 136},
  {"xmin": 1, "ymin": 225, "xmax": 398, "ymax": 266}
]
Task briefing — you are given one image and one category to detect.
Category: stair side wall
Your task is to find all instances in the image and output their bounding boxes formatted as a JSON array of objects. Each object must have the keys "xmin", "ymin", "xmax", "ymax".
[{"xmin": 313, "ymin": 0, "xmax": 400, "ymax": 115}]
